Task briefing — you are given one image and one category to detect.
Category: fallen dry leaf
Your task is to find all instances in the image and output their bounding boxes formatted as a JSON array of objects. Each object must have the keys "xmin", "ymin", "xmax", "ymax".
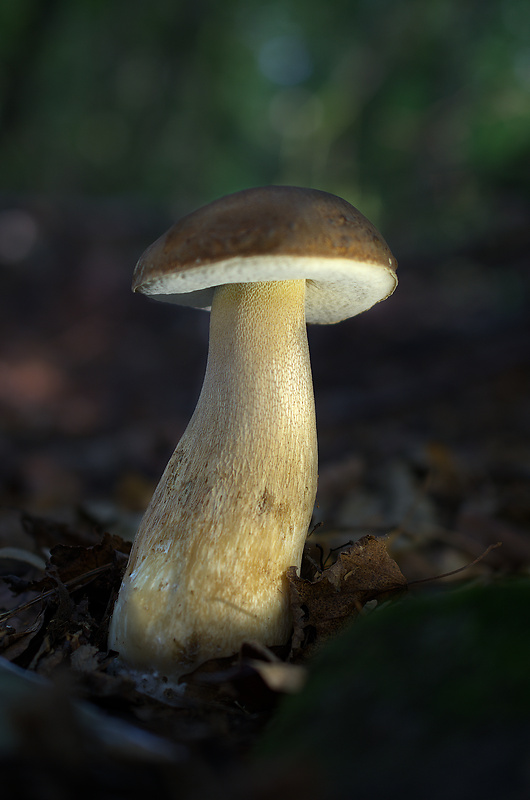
[
  {"xmin": 0, "ymin": 610, "xmax": 47, "ymax": 662},
  {"xmin": 288, "ymin": 534, "xmax": 407, "ymax": 655},
  {"xmin": 44, "ymin": 532, "xmax": 131, "ymax": 586},
  {"xmin": 0, "ymin": 532, "xmax": 131, "ymax": 670},
  {"xmin": 246, "ymin": 659, "xmax": 307, "ymax": 694}
]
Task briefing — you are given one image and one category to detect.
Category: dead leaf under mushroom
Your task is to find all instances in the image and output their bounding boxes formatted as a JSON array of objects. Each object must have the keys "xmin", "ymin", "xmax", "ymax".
[{"xmin": 288, "ymin": 534, "xmax": 407, "ymax": 655}]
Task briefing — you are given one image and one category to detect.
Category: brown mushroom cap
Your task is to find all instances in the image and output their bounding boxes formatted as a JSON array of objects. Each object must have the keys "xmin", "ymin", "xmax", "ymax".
[{"xmin": 133, "ymin": 186, "xmax": 398, "ymax": 324}]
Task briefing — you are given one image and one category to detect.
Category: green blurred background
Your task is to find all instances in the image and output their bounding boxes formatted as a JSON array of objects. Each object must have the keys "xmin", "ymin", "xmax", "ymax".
[
  {"xmin": 2, "ymin": 0, "xmax": 529, "ymax": 245},
  {"xmin": 0, "ymin": 0, "xmax": 529, "ymax": 539}
]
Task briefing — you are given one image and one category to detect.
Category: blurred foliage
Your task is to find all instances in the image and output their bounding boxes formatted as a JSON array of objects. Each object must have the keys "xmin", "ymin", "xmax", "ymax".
[{"xmin": 1, "ymin": 0, "xmax": 529, "ymax": 248}]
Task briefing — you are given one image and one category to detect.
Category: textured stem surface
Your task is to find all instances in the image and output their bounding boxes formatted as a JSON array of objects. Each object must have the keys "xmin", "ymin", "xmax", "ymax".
[{"xmin": 109, "ymin": 280, "xmax": 318, "ymax": 674}]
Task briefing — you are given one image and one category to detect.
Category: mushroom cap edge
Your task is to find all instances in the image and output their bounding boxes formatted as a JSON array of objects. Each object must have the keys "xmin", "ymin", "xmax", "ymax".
[{"xmin": 133, "ymin": 186, "xmax": 398, "ymax": 325}]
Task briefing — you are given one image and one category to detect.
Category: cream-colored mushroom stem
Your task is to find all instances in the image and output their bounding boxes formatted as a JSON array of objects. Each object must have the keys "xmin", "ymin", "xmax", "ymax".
[{"xmin": 109, "ymin": 280, "xmax": 318, "ymax": 676}]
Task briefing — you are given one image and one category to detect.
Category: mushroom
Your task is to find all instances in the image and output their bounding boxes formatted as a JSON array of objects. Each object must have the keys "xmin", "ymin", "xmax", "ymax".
[{"xmin": 108, "ymin": 186, "xmax": 397, "ymax": 677}]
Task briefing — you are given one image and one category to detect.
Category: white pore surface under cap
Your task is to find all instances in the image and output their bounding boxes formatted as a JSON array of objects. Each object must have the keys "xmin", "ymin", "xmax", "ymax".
[{"xmin": 136, "ymin": 255, "xmax": 398, "ymax": 324}]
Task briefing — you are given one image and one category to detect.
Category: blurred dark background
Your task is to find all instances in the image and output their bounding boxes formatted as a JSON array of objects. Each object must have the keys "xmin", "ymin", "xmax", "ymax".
[{"xmin": 0, "ymin": 0, "xmax": 528, "ymax": 567}]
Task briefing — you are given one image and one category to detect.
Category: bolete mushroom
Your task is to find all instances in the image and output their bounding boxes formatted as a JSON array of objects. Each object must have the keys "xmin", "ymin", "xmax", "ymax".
[{"xmin": 108, "ymin": 186, "xmax": 397, "ymax": 677}]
